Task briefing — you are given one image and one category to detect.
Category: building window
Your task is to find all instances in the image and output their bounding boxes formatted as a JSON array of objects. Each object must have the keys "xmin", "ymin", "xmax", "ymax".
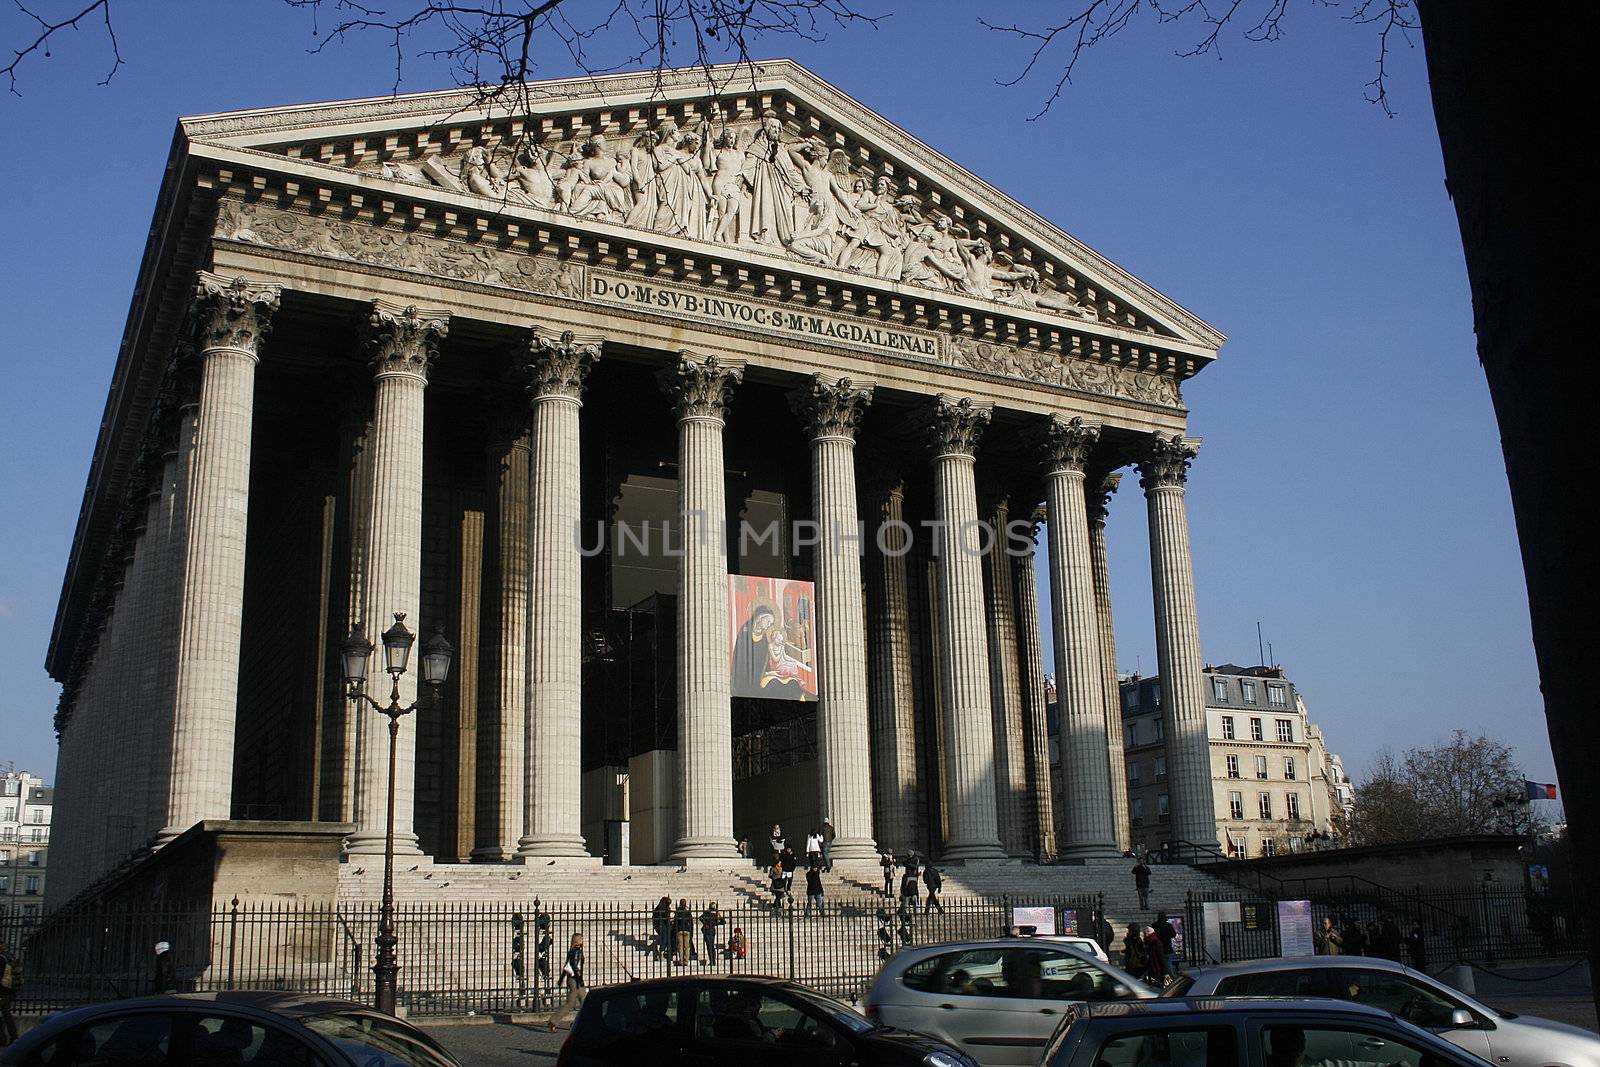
[
  {"xmin": 1155, "ymin": 756, "xmax": 1167, "ymax": 780},
  {"xmin": 1211, "ymin": 677, "xmax": 1229, "ymax": 702},
  {"xmin": 1154, "ymin": 718, "xmax": 1164, "ymax": 741},
  {"xmin": 1258, "ymin": 793, "xmax": 1273, "ymax": 820},
  {"xmin": 1157, "ymin": 794, "xmax": 1170, "ymax": 819},
  {"xmin": 24, "ymin": 875, "xmax": 40, "ymax": 894},
  {"xmin": 1267, "ymin": 684, "xmax": 1287, "ymax": 707},
  {"xmin": 1221, "ymin": 715, "xmax": 1235, "ymax": 740},
  {"xmin": 1128, "ymin": 762, "xmax": 1141, "ymax": 786},
  {"xmin": 0, "ymin": 875, "xmax": 8, "ymax": 893},
  {"xmin": 1131, "ymin": 798, "xmax": 1144, "ymax": 827},
  {"xmin": 1262, "ymin": 838, "xmax": 1278, "ymax": 857},
  {"xmin": 1253, "ymin": 755, "xmax": 1268, "ymax": 780},
  {"xmin": 1226, "ymin": 755, "xmax": 1240, "ymax": 779},
  {"xmin": 0, "ymin": 806, "xmax": 13, "ymax": 822},
  {"xmin": 1152, "ymin": 683, "xmax": 1162, "ymax": 706},
  {"xmin": 0, "ymin": 849, "xmax": 9, "ymax": 862},
  {"xmin": 1228, "ymin": 833, "xmax": 1247, "ymax": 857},
  {"xmin": 1229, "ymin": 792, "xmax": 1243, "ymax": 820},
  {"xmin": 27, "ymin": 828, "xmax": 43, "ymax": 843},
  {"xmin": 1287, "ymin": 793, "xmax": 1301, "ymax": 820},
  {"xmin": 27, "ymin": 851, "xmax": 40, "ymax": 867},
  {"xmin": 1241, "ymin": 680, "xmax": 1257, "ymax": 704},
  {"xmin": 1122, "ymin": 687, "xmax": 1138, "ymax": 711},
  {"xmin": 1277, "ymin": 719, "xmax": 1294, "ymax": 743},
  {"xmin": 1250, "ymin": 717, "xmax": 1263, "ymax": 742},
  {"xmin": 1126, "ymin": 721, "xmax": 1138, "ymax": 746},
  {"xmin": 1289, "ymin": 835, "xmax": 1304, "ymax": 853},
  {"xmin": 1284, "ymin": 757, "xmax": 1297, "ymax": 781}
]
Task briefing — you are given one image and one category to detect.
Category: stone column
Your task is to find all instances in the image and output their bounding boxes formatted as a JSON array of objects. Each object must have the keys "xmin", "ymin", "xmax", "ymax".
[
  {"xmin": 866, "ymin": 475, "xmax": 920, "ymax": 854},
  {"xmin": 983, "ymin": 494, "xmax": 1031, "ymax": 857},
  {"xmin": 157, "ymin": 274, "xmax": 280, "ymax": 844},
  {"xmin": 794, "ymin": 375, "xmax": 878, "ymax": 863},
  {"xmin": 1042, "ymin": 416, "xmax": 1118, "ymax": 858},
  {"xmin": 660, "ymin": 354, "xmax": 744, "ymax": 863},
  {"xmin": 1012, "ymin": 511, "xmax": 1057, "ymax": 859},
  {"xmin": 346, "ymin": 301, "xmax": 450, "ymax": 856},
  {"xmin": 926, "ymin": 395, "xmax": 1007, "ymax": 861},
  {"xmin": 475, "ymin": 426, "xmax": 529, "ymax": 862},
  {"xmin": 1138, "ymin": 433, "xmax": 1217, "ymax": 849},
  {"xmin": 1087, "ymin": 472, "xmax": 1132, "ymax": 853},
  {"xmin": 519, "ymin": 328, "xmax": 602, "ymax": 859}
]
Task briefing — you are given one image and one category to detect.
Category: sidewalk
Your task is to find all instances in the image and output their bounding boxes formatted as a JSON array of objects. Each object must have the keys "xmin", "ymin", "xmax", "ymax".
[{"xmin": 1452, "ymin": 959, "xmax": 1595, "ymax": 1034}]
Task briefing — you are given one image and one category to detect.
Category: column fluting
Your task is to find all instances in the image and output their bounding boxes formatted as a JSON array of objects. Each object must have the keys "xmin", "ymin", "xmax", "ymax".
[
  {"xmin": 661, "ymin": 354, "xmax": 744, "ymax": 863},
  {"xmin": 1012, "ymin": 512, "xmax": 1058, "ymax": 860},
  {"xmin": 1087, "ymin": 471, "xmax": 1132, "ymax": 853},
  {"xmin": 866, "ymin": 476, "xmax": 920, "ymax": 854},
  {"xmin": 1138, "ymin": 433, "xmax": 1218, "ymax": 849},
  {"xmin": 795, "ymin": 375, "xmax": 878, "ymax": 863},
  {"xmin": 346, "ymin": 301, "xmax": 449, "ymax": 856},
  {"xmin": 519, "ymin": 328, "xmax": 601, "ymax": 859},
  {"xmin": 927, "ymin": 395, "xmax": 1006, "ymax": 861},
  {"xmin": 983, "ymin": 495, "xmax": 1031, "ymax": 857},
  {"xmin": 1042, "ymin": 416, "xmax": 1118, "ymax": 858},
  {"xmin": 158, "ymin": 274, "xmax": 280, "ymax": 844}
]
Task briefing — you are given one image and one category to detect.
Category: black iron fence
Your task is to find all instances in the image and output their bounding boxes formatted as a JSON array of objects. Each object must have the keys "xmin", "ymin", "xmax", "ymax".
[
  {"xmin": 0, "ymin": 892, "xmax": 1107, "ymax": 1018},
  {"xmin": 1182, "ymin": 886, "xmax": 1583, "ymax": 969}
]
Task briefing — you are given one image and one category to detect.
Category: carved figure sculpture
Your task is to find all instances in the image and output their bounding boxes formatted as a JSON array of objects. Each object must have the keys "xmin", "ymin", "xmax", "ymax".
[
  {"xmin": 1000, "ymin": 273, "xmax": 1100, "ymax": 320},
  {"xmin": 708, "ymin": 130, "xmax": 750, "ymax": 245},
  {"xmin": 740, "ymin": 111, "xmax": 808, "ymax": 248},
  {"xmin": 506, "ymin": 142, "xmax": 560, "ymax": 209},
  {"xmin": 561, "ymin": 134, "xmax": 632, "ymax": 222},
  {"xmin": 459, "ymin": 146, "xmax": 504, "ymax": 198},
  {"xmin": 787, "ymin": 141, "xmax": 858, "ymax": 265},
  {"xmin": 952, "ymin": 239, "xmax": 1037, "ymax": 301},
  {"xmin": 901, "ymin": 214, "xmax": 966, "ymax": 290}
]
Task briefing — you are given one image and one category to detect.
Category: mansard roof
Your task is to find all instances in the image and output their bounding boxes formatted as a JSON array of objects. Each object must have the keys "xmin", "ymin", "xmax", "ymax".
[{"xmin": 179, "ymin": 59, "xmax": 1223, "ymax": 354}]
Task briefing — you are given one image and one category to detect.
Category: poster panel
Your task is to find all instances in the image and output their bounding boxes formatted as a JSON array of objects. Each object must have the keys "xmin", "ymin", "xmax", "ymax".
[
  {"xmin": 728, "ymin": 575, "xmax": 817, "ymax": 701},
  {"xmin": 1277, "ymin": 900, "xmax": 1316, "ymax": 957},
  {"xmin": 1013, "ymin": 906, "xmax": 1058, "ymax": 936}
]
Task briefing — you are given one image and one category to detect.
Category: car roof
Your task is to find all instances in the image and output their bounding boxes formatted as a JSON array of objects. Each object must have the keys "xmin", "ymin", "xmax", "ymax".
[
  {"xmin": 596, "ymin": 974, "xmax": 796, "ymax": 991},
  {"xmin": 26, "ymin": 992, "xmax": 380, "ymax": 1033},
  {"xmin": 1193, "ymin": 955, "xmax": 1411, "ymax": 976},
  {"xmin": 1074, "ymin": 997, "xmax": 1400, "ymax": 1021}
]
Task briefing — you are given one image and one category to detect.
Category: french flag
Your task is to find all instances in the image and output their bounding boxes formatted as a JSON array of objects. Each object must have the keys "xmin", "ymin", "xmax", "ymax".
[{"xmin": 1525, "ymin": 780, "xmax": 1558, "ymax": 801}]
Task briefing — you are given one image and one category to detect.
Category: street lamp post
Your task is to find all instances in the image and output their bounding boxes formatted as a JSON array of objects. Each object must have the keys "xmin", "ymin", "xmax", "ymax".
[{"xmin": 341, "ymin": 612, "xmax": 454, "ymax": 1016}]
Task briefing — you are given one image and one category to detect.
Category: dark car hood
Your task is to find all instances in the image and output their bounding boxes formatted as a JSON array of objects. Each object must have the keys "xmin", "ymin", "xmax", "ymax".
[{"xmin": 863, "ymin": 1025, "xmax": 969, "ymax": 1058}]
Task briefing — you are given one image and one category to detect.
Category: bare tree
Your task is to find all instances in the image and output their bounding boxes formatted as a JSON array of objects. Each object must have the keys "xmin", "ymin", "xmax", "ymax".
[{"xmin": 1352, "ymin": 732, "xmax": 1529, "ymax": 845}]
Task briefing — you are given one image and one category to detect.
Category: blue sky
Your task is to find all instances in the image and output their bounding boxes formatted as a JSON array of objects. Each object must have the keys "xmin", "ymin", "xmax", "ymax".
[{"xmin": 0, "ymin": 3, "xmax": 1552, "ymax": 791}]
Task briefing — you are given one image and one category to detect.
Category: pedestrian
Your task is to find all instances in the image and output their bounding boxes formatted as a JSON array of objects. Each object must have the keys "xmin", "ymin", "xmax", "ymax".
[
  {"xmin": 651, "ymin": 896, "xmax": 672, "ymax": 960},
  {"xmin": 153, "ymin": 940, "xmax": 177, "ymax": 994},
  {"xmin": 673, "ymin": 898, "xmax": 694, "ymax": 963},
  {"xmin": 699, "ymin": 902, "xmax": 723, "ymax": 964},
  {"xmin": 1120, "ymin": 924, "xmax": 1146, "ymax": 978},
  {"xmin": 769, "ymin": 823, "xmax": 785, "ymax": 864},
  {"xmin": 900, "ymin": 853, "xmax": 921, "ymax": 907},
  {"xmin": 922, "ymin": 862, "xmax": 944, "ymax": 914},
  {"xmin": 1315, "ymin": 916, "xmax": 1343, "ymax": 956},
  {"xmin": 1377, "ymin": 916, "xmax": 1403, "ymax": 962},
  {"xmin": 1142, "ymin": 926, "xmax": 1168, "ymax": 985},
  {"xmin": 805, "ymin": 828, "xmax": 823, "ymax": 869},
  {"xmin": 1404, "ymin": 924, "xmax": 1427, "ymax": 970},
  {"xmin": 0, "ymin": 940, "xmax": 21, "ymax": 1047},
  {"xmin": 770, "ymin": 859, "xmax": 787, "ymax": 909},
  {"xmin": 729, "ymin": 927, "xmax": 748, "ymax": 959},
  {"xmin": 1154, "ymin": 912, "xmax": 1178, "ymax": 976},
  {"xmin": 880, "ymin": 849, "xmax": 896, "ymax": 897},
  {"xmin": 805, "ymin": 864, "xmax": 826, "ymax": 916},
  {"xmin": 779, "ymin": 845, "xmax": 797, "ymax": 904},
  {"xmin": 547, "ymin": 932, "xmax": 585, "ymax": 1031},
  {"xmin": 1096, "ymin": 915, "xmax": 1117, "ymax": 959},
  {"xmin": 1132, "ymin": 859, "xmax": 1152, "ymax": 910},
  {"xmin": 736, "ymin": 837, "xmax": 749, "ymax": 859},
  {"xmin": 1342, "ymin": 917, "xmax": 1368, "ymax": 957},
  {"xmin": 821, "ymin": 818, "xmax": 836, "ymax": 872}
]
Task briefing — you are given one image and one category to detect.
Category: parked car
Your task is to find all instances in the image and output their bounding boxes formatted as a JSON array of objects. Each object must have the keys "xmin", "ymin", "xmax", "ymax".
[
  {"xmin": 861, "ymin": 939, "xmax": 1155, "ymax": 1066},
  {"xmin": 0, "ymin": 990, "xmax": 462, "ymax": 1066},
  {"xmin": 1027, "ymin": 935, "xmax": 1110, "ymax": 963},
  {"xmin": 554, "ymin": 974, "xmax": 979, "ymax": 1067},
  {"xmin": 1040, "ymin": 996, "xmax": 1497, "ymax": 1067},
  {"xmin": 1169, "ymin": 954, "xmax": 1600, "ymax": 1067}
]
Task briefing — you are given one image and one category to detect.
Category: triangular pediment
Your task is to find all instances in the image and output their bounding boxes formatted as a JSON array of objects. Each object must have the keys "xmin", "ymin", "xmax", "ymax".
[{"xmin": 181, "ymin": 60, "xmax": 1222, "ymax": 356}]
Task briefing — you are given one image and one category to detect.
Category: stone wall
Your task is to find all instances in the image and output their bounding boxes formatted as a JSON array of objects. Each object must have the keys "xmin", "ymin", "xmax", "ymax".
[{"xmin": 1221, "ymin": 835, "xmax": 1526, "ymax": 891}]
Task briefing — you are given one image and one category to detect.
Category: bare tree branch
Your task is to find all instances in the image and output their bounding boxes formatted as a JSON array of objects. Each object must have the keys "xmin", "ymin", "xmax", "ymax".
[{"xmin": 3, "ymin": 0, "xmax": 121, "ymax": 94}]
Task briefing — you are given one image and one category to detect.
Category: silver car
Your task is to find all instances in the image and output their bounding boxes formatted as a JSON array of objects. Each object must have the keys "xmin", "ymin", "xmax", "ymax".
[
  {"xmin": 861, "ymin": 939, "xmax": 1156, "ymax": 1067},
  {"xmin": 1174, "ymin": 954, "xmax": 1600, "ymax": 1067}
]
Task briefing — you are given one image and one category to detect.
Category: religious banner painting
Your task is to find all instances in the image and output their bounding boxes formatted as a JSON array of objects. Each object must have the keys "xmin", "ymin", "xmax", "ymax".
[{"xmin": 728, "ymin": 575, "xmax": 817, "ymax": 701}]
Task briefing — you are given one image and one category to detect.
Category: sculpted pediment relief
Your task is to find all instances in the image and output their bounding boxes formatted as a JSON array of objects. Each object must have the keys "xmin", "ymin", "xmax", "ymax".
[{"xmin": 186, "ymin": 62, "xmax": 1221, "ymax": 354}]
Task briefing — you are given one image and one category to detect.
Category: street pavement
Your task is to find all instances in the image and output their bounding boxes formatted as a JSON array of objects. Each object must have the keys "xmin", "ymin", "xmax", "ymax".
[{"xmin": 422, "ymin": 1018, "xmax": 565, "ymax": 1065}]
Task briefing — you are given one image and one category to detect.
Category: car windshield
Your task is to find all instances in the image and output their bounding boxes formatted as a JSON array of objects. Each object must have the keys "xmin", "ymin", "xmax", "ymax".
[
  {"xmin": 1161, "ymin": 974, "xmax": 1195, "ymax": 997},
  {"xmin": 785, "ymin": 987, "xmax": 874, "ymax": 1034},
  {"xmin": 300, "ymin": 1011, "xmax": 460, "ymax": 1067}
]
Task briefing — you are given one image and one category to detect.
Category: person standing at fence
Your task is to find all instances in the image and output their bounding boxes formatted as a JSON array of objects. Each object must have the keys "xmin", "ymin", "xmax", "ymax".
[
  {"xmin": 880, "ymin": 849, "xmax": 896, "ymax": 897},
  {"xmin": 805, "ymin": 863, "xmax": 826, "ymax": 917},
  {"xmin": 1404, "ymin": 923, "xmax": 1426, "ymax": 970},
  {"xmin": 152, "ymin": 941, "xmax": 177, "ymax": 995},
  {"xmin": 729, "ymin": 926, "xmax": 748, "ymax": 959},
  {"xmin": 1154, "ymin": 912, "xmax": 1179, "ymax": 976},
  {"xmin": 547, "ymin": 933, "xmax": 586, "ymax": 1031},
  {"xmin": 673, "ymin": 899, "xmax": 694, "ymax": 964},
  {"xmin": 1142, "ymin": 926, "xmax": 1168, "ymax": 985},
  {"xmin": 1341, "ymin": 917, "xmax": 1368, "ymax": 957},
  {"xmin": 1315, "ymin": 916, "xmax": 1343, "ymax": 955},
  {"xmin": 1132, "ymin": 859, "xmax": 1151, "ymax": 911},
  {"xmin": 900, "ymin": 853, "xmax": 921, "ymax": 907},
  {"xmin": 651, "ymin": 896, "xmax": 672, "ymax": 961},
  {"xmin": 1120, "ymin": 924, "xmax": 1146, "ymax": 978},
  {"xmin": 699, "ymin": 903, "xmax": 724, "ymax": 964},
  {"xmin": 821, "ymin": 818, "xmax": 836, "ymax": 872},
  {"xmin": 0, "ymin": 940, "xmax": 21, "ymax": 1046},
  {"xmin": 922, "ymin": 862, "xmax": 944, "ymax": 914}
]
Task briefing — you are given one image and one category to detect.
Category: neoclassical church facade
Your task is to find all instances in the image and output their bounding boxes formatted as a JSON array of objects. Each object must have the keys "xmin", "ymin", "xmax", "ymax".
[{"xmin": 45, "ymin": 62, "xmax": 1223, "ymax": 906}]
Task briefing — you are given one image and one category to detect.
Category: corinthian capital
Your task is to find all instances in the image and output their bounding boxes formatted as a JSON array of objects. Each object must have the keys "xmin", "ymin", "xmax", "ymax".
[
  {"xmin": 192, "ymin": 272, "xmax": 280, "ymax": 353},
  {"xmin": 659, "ymin": 353, "xmax": 744, "ymax": 421},
  {"xmin": 1042, "ymin": 415, "xmax": 1102, "ymax": 474},
  {"xmin": 926, "ymin": 394, "xmax": 991, "ymax": 458},
  {"xmin": 793, "ymin": 374, "xmax": 873, "ymax": 441},
  {"xmin": 524, "ymin": 326, "xmax": 603, "ymax": 401},
  {"xmin": 1137, "ymin": 433, "xmax": 1201, "ymax": 490},
  {"xmin": 364, "ymin": 300, "xmax": 450, "ymax": 381},
  {"xmin": 1085, "ymin": 471, "xmax": 1122, "ymax": 526}
]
